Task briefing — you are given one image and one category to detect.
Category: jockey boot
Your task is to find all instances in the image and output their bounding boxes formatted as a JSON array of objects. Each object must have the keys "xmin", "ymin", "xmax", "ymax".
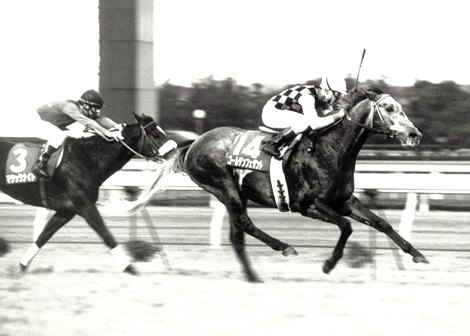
[
  {"xmin": 32, "ymin": 144, "xmax": 57, "ymax": 178},
  {"xmin": 262, "ymin": 127, "xmax": 296, "ymax": 158}
]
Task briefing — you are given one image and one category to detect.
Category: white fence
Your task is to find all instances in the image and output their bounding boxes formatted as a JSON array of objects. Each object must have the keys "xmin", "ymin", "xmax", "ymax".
[
  {"xmin": 353, "ymin": 159, "xmax": 470, "ymax": 242},
  {"xmin": 99, "ymin": 158, "xmax": 470, "ymax": 245},
  {"xmin": 101, "ymin": 158, "xmax": 470, "ymax": 195},
  {"xmin": 4, "ymin": 158, "xmax": 470, "ymax": 246},
  {"xmin": 354, "ymin": 160, "xmax": 470, "ymax": 194}
]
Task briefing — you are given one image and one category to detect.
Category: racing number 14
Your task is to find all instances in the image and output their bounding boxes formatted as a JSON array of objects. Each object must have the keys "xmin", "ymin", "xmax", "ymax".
[{"xmin": 232, "ymin": 134, "xmax": 264, "ymax": 159}]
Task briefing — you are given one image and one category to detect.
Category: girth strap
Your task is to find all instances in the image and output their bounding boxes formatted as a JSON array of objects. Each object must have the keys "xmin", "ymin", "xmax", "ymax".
[{"xmin": 38, "ymin": 177, "xmax": 50, "ymax": 208}]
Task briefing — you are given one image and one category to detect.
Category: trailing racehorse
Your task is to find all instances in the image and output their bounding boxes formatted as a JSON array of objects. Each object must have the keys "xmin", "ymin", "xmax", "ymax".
[
  {"xmin": 114, "ymin": 88, "xmax": 429, "ymax": 282},
  {"xmin": 0, "ymin": 112, "xmax": 175, "ymax": 274}
]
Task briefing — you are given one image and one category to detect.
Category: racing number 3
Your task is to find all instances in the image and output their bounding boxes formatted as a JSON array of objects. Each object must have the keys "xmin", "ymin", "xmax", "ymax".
[
  {"xmin": 232, "ymin": 134, "xmax": 264, "ymax": 159},
  {"xmin": 9, "ymin": 148, "xmax": 28, "ymax": 173}
]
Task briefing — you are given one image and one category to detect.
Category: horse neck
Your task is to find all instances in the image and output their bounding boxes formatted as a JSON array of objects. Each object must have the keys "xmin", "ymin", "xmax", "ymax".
[
  {"xmin": 308, "ymin": 100, "xmax": 372, "ymax": 165},
  {"xmin": 69, "ymin": 137, "xmax": 135, "ymax": 182}
]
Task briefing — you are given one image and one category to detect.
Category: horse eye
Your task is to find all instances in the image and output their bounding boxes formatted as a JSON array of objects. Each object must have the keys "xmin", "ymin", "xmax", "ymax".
[{"xmin": 385, "ymin": 106, "xmax": 394, "ymax": 112}]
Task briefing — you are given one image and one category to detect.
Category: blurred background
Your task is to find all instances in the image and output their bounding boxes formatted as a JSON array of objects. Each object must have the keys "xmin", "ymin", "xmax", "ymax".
[
  {"xmin": 1, "ymin": 5, "xmax": 469, "ymax": 333},
  {"xmin": 0, "ymin": 0, "xmax": 469, "ymax": 209}
]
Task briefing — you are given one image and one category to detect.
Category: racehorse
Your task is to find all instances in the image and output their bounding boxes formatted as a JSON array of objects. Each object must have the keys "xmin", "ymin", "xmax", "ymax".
[
  {"xmin": 116, "ymin": 88, "xmax": 429, "ymax": 282},
  {"xmin": 0, "ymin": 112, "xmax": 175, "ymax": 275}
]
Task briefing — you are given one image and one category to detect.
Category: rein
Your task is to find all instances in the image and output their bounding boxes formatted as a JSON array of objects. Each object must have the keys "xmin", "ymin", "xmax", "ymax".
[
  {"xmin": 345, "ymin": 94, "xmax": 396, "ymax": 138},
  {"xmin": 99, "ymin": 121, "xmax": 165, "ymax": 163},
  {"xmin": 118, "ymin": 122, "xmax": 165, "ymax": 163}
]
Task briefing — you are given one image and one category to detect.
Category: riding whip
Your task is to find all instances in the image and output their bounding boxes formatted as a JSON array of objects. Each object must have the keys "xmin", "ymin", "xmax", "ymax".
[{"xmin": 354, "ymin": 48, "xmax": 366, "ymax": 91}]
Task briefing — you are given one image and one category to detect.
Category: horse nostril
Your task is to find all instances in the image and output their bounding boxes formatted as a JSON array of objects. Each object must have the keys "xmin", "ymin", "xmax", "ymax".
[{"xmin": 409, "ymin": 130, "xmax": 422, "ymax": 139}]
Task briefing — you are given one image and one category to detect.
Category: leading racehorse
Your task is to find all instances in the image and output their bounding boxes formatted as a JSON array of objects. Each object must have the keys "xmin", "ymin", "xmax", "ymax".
[
  {"xmin": 0, "ymin": 112, "xmax": 175, "ymax": 275},
  {"xmin": 114, "ymin": 88, "xmax": 429, "ymax": 282}
]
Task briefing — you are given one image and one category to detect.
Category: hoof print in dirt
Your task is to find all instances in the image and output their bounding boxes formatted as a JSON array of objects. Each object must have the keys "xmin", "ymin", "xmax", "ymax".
[
  {"xmin": 345, "ymin": 242, "xmax": 373, "ymax": 269},
  {"xmin": 0, "ymin": 237, "xmax": 10, "ymax": 257},
  {"xmin": 125, "ymin": 240, "xmax": 160, "ymax": 262}
]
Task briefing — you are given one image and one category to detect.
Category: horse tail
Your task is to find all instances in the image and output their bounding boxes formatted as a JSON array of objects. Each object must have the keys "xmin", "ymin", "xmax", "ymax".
[
  {"xmin": 100, "ymin": 145, "xmax": 191, "ymax": 216},
  {"xmin": 171, "ymin": 144, "xmax": 190, "ymax": 174}
]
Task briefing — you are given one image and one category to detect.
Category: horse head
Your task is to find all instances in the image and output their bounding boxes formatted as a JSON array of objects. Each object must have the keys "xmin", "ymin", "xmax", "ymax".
[
  {"xmin": 347, "ymin": 88, "xmax": 422, "ymax": 147},
  {"xmin": 123, "ymin": 112, "xmax": 177, "ymax": 162}
]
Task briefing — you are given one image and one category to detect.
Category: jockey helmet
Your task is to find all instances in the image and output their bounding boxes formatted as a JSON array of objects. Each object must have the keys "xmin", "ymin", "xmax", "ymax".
[
  {"xmin": 320, "ymin": 76, "xmax": 347, "ymax": 94},
  {"xmin": 79, "ymin": 89, "xmax": 104, "ymax": 108}
]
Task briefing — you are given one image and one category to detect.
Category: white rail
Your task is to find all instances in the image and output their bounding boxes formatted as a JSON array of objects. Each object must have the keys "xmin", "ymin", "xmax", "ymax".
[
  {"xmin": 21, "ymin": 158, "xmax": 470, "ymax": 248},
  {"xmin": 102, "ymin": 159, "xmax": 470, "ymax": 194},
  {"xmin": 100, "ymin": 158, "xmax": 470, "ymax": 247},
  {"xmin": 354, "ymin": 160, "xmax": 470, "ymax": 194}
]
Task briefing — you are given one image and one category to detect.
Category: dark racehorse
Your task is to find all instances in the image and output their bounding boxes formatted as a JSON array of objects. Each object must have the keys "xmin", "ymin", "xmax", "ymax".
[
  {"xmin": 117, "ymin": 88, "xmax": 429, "ymax": 282},
  {"xmin": 0, "ymin": 112, "xmax": 174, "ymax": 274}
]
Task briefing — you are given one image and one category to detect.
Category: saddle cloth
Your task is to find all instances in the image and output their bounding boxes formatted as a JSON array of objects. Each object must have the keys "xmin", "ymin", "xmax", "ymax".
[
  {"xmin": 226, "ymin": 130, "xmax": 300, "ymax": 212},
  {"xmin": 226, "ymin": 131, "xmax": 272, "ymax": 172},
  {"xmin": 5, "ymin": 142, "xmax": 64, "ymax": 184}
]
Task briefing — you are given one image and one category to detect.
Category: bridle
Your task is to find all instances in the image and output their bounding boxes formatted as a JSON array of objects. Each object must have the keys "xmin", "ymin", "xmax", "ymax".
[
  {"xmin": 117, "ymin": 122, "xmax": 167, "ymax": 163},
  {"xmin": 345, "ymin": 93, "xmax": 397, "ymax": 139}
]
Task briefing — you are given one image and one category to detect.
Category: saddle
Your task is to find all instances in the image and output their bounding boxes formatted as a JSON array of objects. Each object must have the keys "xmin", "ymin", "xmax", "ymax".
[{"xmin": 5, "ymin": 142, "xmax": 64, "ymax": 184}]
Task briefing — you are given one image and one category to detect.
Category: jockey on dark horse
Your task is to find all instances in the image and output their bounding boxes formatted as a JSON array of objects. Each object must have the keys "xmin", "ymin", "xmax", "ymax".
[
  {"xmin": 261, "ymin": 76, "xmax": 349, "ymax": 158},
  {"xmin": 33, "ymin": 89, "xmax": 124, "ymax": 178}
]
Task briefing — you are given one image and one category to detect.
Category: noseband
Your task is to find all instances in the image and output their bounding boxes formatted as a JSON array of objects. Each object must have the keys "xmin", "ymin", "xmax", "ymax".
[{"xmin": 345, "ymin": 94, "xmax": 396, "ymax": 138}]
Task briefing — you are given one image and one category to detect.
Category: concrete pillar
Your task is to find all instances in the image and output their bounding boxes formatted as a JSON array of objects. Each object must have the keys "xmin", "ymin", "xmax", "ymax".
[{"xmin": 99, "ymin": 0, "xmax": 157, "ymax": 123}]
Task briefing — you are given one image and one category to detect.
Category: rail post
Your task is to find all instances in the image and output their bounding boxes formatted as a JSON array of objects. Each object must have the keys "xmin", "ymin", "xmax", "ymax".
[{"xmin": 209, "ymin": 195, "xmax": 226, "ymax": 248}]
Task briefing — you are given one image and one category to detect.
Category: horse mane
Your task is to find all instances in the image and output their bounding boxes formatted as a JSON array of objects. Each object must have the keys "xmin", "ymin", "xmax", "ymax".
[
  {"xmin": 66, "ymin": 134, "xmax": 107, "ymax": 146},
  {"xmin": 345, "ymin": 86, "xmax": 386, "ymax": 108},
  {"xmin": 306, "ymin": 86, "xmax": 387, "ymax": 139},
  {"xmin": 365, "ymin": 86, "xmax": 385, "ymax": 94}
]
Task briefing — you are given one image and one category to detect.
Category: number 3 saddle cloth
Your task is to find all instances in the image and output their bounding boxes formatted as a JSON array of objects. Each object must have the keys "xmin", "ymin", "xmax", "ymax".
[{"xmin": 5, "ymin": 142, "xmax": 63, "ymax": 184}]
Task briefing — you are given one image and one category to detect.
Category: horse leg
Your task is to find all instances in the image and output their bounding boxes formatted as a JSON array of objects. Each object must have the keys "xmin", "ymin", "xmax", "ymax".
[
  {"xmin": 20, "ymin": 210, "xmax": 75, "ymax": 272},
  {"xmin": 304, "ymin": 200, "xmax": 353, "ymax": 274},
  {"xmin": 216, "ymin": 183, "xmax": 296, "ymax": 253},
  {"xmin": 72, "ymin": 197, "xmax": 137, "ymax": 275},
  {"xmin": 210, "ymin": 186, "xmax": 296, "ymax": 282},
  {"xmin": 340, "ymin": 195, "xmax": 428, "ymax": 264},
  {"xmin": 228, "ymin": 214, "xmax": 261, "ymax": 283}
]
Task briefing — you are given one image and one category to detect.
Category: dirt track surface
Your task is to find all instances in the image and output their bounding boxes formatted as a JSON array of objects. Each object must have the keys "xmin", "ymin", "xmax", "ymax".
[{"xmin": 1, "ymin": 205, "xmax": 469, "ymax": 336}]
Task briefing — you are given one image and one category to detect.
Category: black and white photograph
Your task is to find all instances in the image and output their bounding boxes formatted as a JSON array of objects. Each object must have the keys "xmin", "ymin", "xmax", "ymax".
[{"xmin": 1, "ymin": 1, "xmax": 469, "ymax": 335}]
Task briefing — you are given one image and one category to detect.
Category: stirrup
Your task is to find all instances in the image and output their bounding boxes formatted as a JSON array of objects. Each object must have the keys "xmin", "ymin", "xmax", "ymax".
[
  {"xmin": 262, "ymin": 144, "xmax": 281, "ymax": 158},
  {"xmin": 33, "ymin": 164, "xmax": 49, "ymax": 178}
]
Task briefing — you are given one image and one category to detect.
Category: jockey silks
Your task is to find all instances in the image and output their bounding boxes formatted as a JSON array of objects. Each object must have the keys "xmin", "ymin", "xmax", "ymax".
[{"xmin": 269, "ymin": 85, "xmax": 319, "ymax": 114}]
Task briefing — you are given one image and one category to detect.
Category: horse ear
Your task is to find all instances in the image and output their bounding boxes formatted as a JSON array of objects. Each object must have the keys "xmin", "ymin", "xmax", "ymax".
[
  {"xmin": 133, "ymin": 112, "xmax": 143, "ymax": 122},
  {"xmin": 364, "ymin": 90, "xmax": 378, "ymax": 101},
  {"xmin": 133, "ymin": 112, "xmax": 150, "ymax": 119}
]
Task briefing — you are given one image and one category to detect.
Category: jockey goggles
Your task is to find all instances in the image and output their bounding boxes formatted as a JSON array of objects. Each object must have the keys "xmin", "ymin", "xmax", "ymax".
[{"xmin": 79, "ymin": 99, "xmax": 102, "ymax": 113}]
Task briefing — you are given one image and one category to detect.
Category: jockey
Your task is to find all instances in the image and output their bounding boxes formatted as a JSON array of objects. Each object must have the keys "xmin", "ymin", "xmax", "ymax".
[
  {"xmin": 261, "ymin": 76, "xmax": 348, "ymax": 158},
  {"xmin": 33, "ymin": 89, "xmax": 124, "ymax": 178}
]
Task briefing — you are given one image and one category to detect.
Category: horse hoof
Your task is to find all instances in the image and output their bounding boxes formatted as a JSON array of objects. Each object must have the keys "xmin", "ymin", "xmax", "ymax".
[
  {"xmin": 123, "ymin": 264, "xmax": 139, "ymax": 275},
  {"xmin": 19, "ymin": 263, "xmax": 28, "ymax": 273},
  {"xmin": 282, "ymin": 246, "xmax": 298, "ymax": 257},
  {"xmin": 247, "ymin": 275, "xmax": 263, "ymax": 283},
  {"xmin": 413, "ymin": 256, "xmax": 429, "ymax": 264},
  {"xmin": 322, "ymin": 260, "xmax": 334, "ymax": 274}
]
